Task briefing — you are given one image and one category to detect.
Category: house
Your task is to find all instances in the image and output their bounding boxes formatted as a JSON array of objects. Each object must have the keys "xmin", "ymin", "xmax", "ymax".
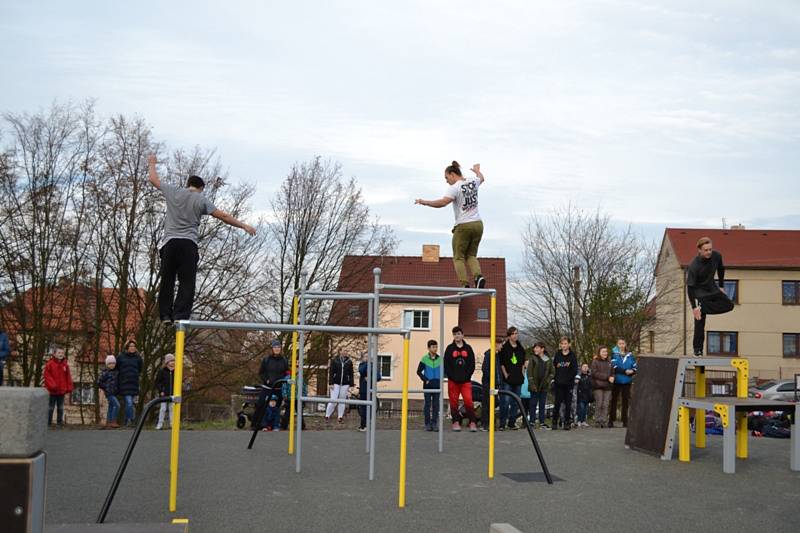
[
  {"xmin": 328, "ymin": 245, "xmax": 508, "ymax": 402},
  {"xmin": 651, "ymin": 227, "xmax": 800, "ymax": 379}
]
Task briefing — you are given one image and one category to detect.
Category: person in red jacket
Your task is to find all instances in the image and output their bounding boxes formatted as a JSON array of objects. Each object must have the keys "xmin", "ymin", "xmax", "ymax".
[{"xmin": 44, "ymin": 347, "xmax": 73, "ymax": 427}]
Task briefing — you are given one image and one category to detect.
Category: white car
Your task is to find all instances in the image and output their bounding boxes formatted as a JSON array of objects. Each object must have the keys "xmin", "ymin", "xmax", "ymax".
[{"xmin": 748, "ymin": 380, "xmax": 798, "ymax": 402}]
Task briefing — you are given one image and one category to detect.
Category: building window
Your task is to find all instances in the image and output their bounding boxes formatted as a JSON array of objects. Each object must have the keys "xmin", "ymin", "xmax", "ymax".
[
  {"xmin": 378, "ymin": 354, "xmax": 392, "ymax": 379},
  {"xmin": 724, "ymin": 280, "xmax": 738, "ymax": 304},
  {"xmin": 70, "ymin": 383, "xmax": 96, "ymax": 405},
  {"xmin": 648, "ymin": 331, "xmax": 655, "ymax": 353},
  {"xmin": 783, "ymin": 281, "xmax": 800, "ymax": 305},
  {"xmin": 783, "ymin": 333, "xmax": 800, "ymax": 358},
  {"xmin": 477, "ymin": 308, "xmax": 489, "ymax": 320},
  {"xmin": 707, "ymin": 331, "xmax": 737, "ymax": 355},
  {"xmin": 402, "ymin": 309, "xmax": 430, "ymax": 330},
  {"xmin": 348, "ymin": 305, "xmax": 360, "ymax": 320}
]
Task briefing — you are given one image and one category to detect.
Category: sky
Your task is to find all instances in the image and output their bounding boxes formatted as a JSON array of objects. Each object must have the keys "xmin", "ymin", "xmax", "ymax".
[{"xmin": 1, "ymin": 0, "xmax": 799, "ymax": 278}]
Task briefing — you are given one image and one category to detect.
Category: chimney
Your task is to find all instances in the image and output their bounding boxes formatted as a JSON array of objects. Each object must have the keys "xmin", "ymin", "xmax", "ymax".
[
  {"xmin": 730, "ymin": 224, "xmax": 746, "ymax": 230},
  {"xmin": 422, "ymin": 244, "xmax": 440, "ymax": 262}
]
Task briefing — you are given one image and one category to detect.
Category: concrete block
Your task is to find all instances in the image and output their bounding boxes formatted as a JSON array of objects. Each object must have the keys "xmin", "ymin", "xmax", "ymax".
[{"xmin": 0, "ymin": 388, "xmax": 48, "ymax": 457}]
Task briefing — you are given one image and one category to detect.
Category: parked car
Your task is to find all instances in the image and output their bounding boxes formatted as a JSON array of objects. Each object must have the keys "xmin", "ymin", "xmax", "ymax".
[{"xmin": 748, "ymin": 380, "xmax": 798, "ymax": 402}]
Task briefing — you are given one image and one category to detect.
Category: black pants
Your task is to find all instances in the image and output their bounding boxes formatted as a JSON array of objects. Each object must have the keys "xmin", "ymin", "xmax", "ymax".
[
  {"xmin": 358, "ymin": 381, "xmax": 368, "ymax": 429},
  {"xmin": 48, "ymin": 394, "xmax": 65, "ymax": 426},
  {"xmin": 692, "ymin": 291, "xmax": 735, "ymax": 355},
  {"xmin": 159, "ymin": 239, "xmax": 199, "ymax": 321},
  {"xmin": 609, "ymin": 382, "xmax": 631, "ymax": 426},
  {"xmin": 553, "ymin": 383, "xmax": 573, "ymax": 426}
]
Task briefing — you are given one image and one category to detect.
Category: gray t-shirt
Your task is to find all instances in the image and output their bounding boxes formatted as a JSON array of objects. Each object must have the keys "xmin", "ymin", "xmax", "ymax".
[{"xmin": 160, "ymin": 183, "xmax": 216, "ymax": 245}]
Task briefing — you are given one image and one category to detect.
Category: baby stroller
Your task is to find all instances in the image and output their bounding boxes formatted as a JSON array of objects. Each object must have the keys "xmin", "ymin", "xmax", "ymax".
[{"xmin": 236, "ymin": 385, "xmax": 261, "ymax": 429}]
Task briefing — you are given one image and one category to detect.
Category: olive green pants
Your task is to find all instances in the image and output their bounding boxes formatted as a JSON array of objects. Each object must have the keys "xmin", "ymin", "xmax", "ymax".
[{"xmin": 452, "ymin": 220, "xmax": 483, "ymax": 286}]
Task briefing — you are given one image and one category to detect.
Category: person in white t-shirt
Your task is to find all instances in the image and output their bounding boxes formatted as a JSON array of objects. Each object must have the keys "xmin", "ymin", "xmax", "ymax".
[{"xmin": 415, "ymin": 161, "xmax": 486, "ymax": 288}]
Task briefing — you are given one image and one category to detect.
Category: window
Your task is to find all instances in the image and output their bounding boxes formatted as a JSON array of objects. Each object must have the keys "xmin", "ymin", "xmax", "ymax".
[
  {"xmin": 70, "ymin": 383, "xmax": 96, "ymax": 405},
  {"xmin": 783, "ymin": 281, "xmax": 800, "ymax": 305},
  {"xmin": 783, "ymin": 333, "xmax": 800, "ymax": 358},
  {"xmin": 707, "ymin": 331, "xmax": 737, "ymax": 355},
  {"xmin": 777, "ymin": 382, "xmax": 797, "ymax": 392},
  {"xmin": 348, "ymin": 305, "xmax": 360, "ymax": 320},
  {"xmin": 724, "ymin": 280, "xmax": 738, "ymax": 304},
  {"xmin": 378, "ymin": 354, "xmax": 392, "ymax": 379},
  {"xmin": 477, "ymin": 308, "xmax": 489, "ymax": 320},
  {"xmin": 402, "ymin": 309, "xmax": 430, "ymax": 330},
  {"xmin": 648, "ymin": 331, "xmax": 655, "ymax": 353}
]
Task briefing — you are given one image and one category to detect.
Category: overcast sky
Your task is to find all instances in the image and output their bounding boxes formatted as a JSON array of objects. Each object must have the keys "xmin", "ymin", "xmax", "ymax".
[{"xmin": 2, "ymin": 1, "xmax": 798, "ymax": 277}]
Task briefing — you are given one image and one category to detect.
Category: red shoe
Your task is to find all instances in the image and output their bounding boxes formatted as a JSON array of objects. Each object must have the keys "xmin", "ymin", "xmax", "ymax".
[
  {"xmin": 468, "ymin": 422, "xmax": 478, "ymax": 432},
  {"xmin": 452, "ymin": 422, "xmax": 462, "ymax": 432}
]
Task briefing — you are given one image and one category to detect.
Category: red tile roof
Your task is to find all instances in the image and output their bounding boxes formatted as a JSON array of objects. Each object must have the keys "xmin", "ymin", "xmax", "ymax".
[
  {"xmin": 329, "ymin": 255, "xmax": 507, "ymax": 337},
  {"xmin": 665, "ymin": 228, "xmax": 800, "ymax": 268}
]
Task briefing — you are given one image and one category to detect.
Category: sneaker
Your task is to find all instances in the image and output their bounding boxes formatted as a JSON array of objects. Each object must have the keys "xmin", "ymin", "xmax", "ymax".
[
  {"xmin": 337, "ymin": 417, "xmax": 343, "ymax": 424},
  {"xmin": 325, "ymin": 416, "xmax": 330, "ymax": 421},
  {"xmin": 480, "ymin": 427, "xmax": 489, "ymax": 432},
  {"xmin": 155, "ymin": 425, "xmax": 162, "ymax": 430},
  {"xmin": 508, "ymin": 424, "xmax": 518, "ymax": 431},
  {"xmin": 358, "ymin": 426, "xmax": 367, "ymax": 432},
  {"xmin": 563, "ymin": 425, "xmax": 571, "ymax": 431},
  {"xmin": 693, "ymin": 350, "xmax": 703, "ymax": 356},
  {"xmin": 160, "ymin": 317, "xmax": 173, "ymax": 326},
  {"xmin": 475, "ymin": 275, "xmax": 486, "ymax": 289},
  {"xmin": 468, "ymin": 422, "xmax": 478, "ymax": 432},
  {"xmin": 452, "ymin": 422, "xmax": 462, "ymax": 432},
  {"xmin": 498, "ymin": 425, "xmax": 505, "ymax": 431},
  {"xmin": 262, "ymin": 427, "xmax": 272, "ymax": 432}
]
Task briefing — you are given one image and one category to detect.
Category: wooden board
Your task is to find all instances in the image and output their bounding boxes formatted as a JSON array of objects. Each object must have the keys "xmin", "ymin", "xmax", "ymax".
[{"xmin": 624, "ymin": 356, "xmax": 681, "ymax": 457}]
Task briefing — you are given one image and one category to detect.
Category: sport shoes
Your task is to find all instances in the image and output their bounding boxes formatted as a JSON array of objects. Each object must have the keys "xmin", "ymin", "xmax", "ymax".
[
  {"xmin": 468, "ymin": 422, "xmax": 478, "ymax": 432},
  {"xmin": 452, "ymin": 422, "xmax": 462, "ymax": 432},
  {"xmin": 358, "ymin": 427, "xmax": 367, "ymax": 432},
  {"xmin": 508, "ymin": 424, "xmax": 518, "ymax": 430},
  {"xmin": 475, "ymin": 275, "xmax": 486, "ymax": 289},
  {"xmin": 337, "ymin": 417, "xmax": 343, "ymax": 424}
]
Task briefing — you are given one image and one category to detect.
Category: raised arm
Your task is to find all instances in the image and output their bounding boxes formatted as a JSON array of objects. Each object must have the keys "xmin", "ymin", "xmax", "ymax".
[
  {"xmin": 210, "ymin": 209, "xmax": 257, "ymax": 236},
  {"xmin": 414, "ymin": 197, "xmax": 454, "ymax": 208},
  {"xmin": 147, "ymin": 154, "xmax": 161, "ymax": 189},
  {"xmin": 471, "ymin": 163, "xmax": 485, "ymax": 184}
]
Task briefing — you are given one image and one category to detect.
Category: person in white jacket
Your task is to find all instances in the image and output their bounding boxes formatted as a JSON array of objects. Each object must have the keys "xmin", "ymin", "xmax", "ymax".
[{"xmin": 325, "ymin": 352, "xmax": 355, "ymax": 423}]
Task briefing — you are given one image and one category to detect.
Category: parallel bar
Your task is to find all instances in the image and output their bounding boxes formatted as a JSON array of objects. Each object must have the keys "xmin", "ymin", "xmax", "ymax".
[
  {"xmin": 302, "ymin": 293, "xmax": 374, "ymax": 301},
  {"xmin": 295, "ymin": 275, "xmax": 307, "ymax": 474},
  {"xmin": 723, "ymin": 406, "xmax": 736, "ymax": 473},
  {"xmin": 438, "ymin": 300, "xmax": 445, "ymax": 452},
  {"xmin": 380, "ymin": 283, "xmax": 496, "ymax": 295},
  {"xmin": 300, "ymin": 396, "xmax": 373, "ymax": 406},
  {"xmin": 398, "ymin": 335, "xmax": 411, "ymax": 508},
  {"xmin": 695, "ymin": 367, "xmax": 706, "ymax": 449},
  {"xmin": 168, "ymin": 328, "xmax": 186, "ymax": 512},
  {"xmin": 792, "ymin": 404, "xmax": 799, "ymax": 472},
  {"xmin": 366, "ymin": 297, "xmax": 374, "ymax": 456},
  {"xmin": 736, "ymin": 413, "xmax": 748, "ymax": 459},
  {"xmin": 303, "ymin": 290, "xmax": 373, "ymax": 298},
  {"xmin": 379, "ymin": 293, "xmax": 452, "ymax": 302},
  {"xmin": 678, "ymin": 406, "xmax": 690, "ymax": 462},
  {"xmin": 369, "ymin": 267, "xmax": 381, "ymax": 481},
  {"xmin": 176, "ymin": 320, "xmax": 407, "ymax": 336},
  {"xmin": 489, "ymin": 295, "xmax": 496, "ymax": 479},
  {"xmin": 288, "ymin": 296, "xmax": 299, "ymax": 455}
]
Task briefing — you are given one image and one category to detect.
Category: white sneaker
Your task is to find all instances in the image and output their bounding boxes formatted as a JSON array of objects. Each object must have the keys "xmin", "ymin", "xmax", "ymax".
[{"xmin": 155, "ymin": 425, "xmax": 162, "ymax": 430}]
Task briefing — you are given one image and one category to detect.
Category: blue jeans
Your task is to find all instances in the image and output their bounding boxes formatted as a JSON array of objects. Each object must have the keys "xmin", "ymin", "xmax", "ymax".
[
  {"xmin": 123, "ymin": 395, "xmax": 136, "ymax": 425},
  {"xmin": 499, "ymin": 383, "xmax": 522, "ymax": 427},
  {"xmin": 423, "ymin": 392, "xmax": 440, "ymax": 428},
  {"xmin": 0, "ymin": 360, "xmax": 4, "ymax": 386},
  {"xmin": 529, "ymin": 391, "xmax": 548, "ymax": 424},
  {"xmin": 577, "ymin": 400, "xmax": 589, "ymax": 423},
  {"xmin": 106, "ymin": 393, "xmax": 120, "ymax": 423}
]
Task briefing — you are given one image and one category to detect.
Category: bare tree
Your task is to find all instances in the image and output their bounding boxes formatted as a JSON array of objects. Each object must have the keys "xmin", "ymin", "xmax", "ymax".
[{"xmin": 512, "ymin": 205, "xmax": 677, "ymax": 361}]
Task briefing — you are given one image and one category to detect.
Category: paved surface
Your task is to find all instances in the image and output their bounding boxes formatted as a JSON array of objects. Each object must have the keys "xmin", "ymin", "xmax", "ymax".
[{"xmin": 44, "ymin": 427, "xmax": 799, "ymax": 533}]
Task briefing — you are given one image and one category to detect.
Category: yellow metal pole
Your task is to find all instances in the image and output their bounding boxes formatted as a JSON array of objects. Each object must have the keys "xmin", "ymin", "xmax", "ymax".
[
  {"xmin": 678, "ymin": 406, "xmax": 690, "ymax": 462},
  {"xmin": 488, "ymin": 295, "xmax": 496, "ymax": 479},
  {"xmin": 398, "ymin": 336, "xmax": 410, "ymax": 508},
  {"xmin": 695, "ymin": 367, "xmax": 706, "ymax": 449},
  {"xmin": 736, "ymin": 413, "xmax": 748, "ymax": 459},
  {"xmin": 169, "ymin": 328, "xmax": 186, "ymax": 512},
  {"xmin": 288, "ymin": 296, "xmax": 299, "ymax": 455},
  {"xmin": 731, "ymin": 358, "xmax": 749, "ymax": 399}
]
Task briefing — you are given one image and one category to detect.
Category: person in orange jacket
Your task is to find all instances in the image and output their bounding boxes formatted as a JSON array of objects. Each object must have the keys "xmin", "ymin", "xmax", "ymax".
[{"xmin": 44, "ymin": 347, "xmax": 73, "ymax": 427}]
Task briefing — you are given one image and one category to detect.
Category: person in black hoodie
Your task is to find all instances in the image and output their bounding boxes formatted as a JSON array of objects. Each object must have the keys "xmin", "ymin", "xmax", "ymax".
[
  {"xmin": 498, "ymin": 327, "xmax": 526, "ymax": 430},
  {"xmin": 687, "ymin": 237, "xmax": 734, "ymax": 355},
  {"xmin": 154, "ymin": 354, "xmax": 176, "ymax": 430},
  {"xmin": 252, "ymin": 339, "xmax": 290, "ymax": 430},
  {"xmin": 325, "ymin": 351, "xmax": 354, "ymax": 423},
  {"xmin": 575, "ymin": 363, "xmax": 593, "ymax": 427},
  {"xmin": 116, "ymin": 340, "xmax": 143, "ymax": 427},
  {"xmin": 444, "ymin": 326, "xmax": 478, "ymax": 432},
  {"xmin": 480, "ymin": 338, "xmax": 504, "ymax": 431},
  {"xmin": 552, "ymin": 336, "xmax": 578, "ymax": 430}
]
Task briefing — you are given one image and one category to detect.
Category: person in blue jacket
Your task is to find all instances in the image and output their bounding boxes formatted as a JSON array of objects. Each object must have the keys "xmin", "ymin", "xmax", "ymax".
[
  {"xmin": 358, "ymin": 352, "xmax": 381, "ymax": 431},
  {"xmin": 416, "ymin": 340, "xmax": 442, "ymax": 431},
  {"xmin": 0, "ymin": 328, "xmax": 10, "ymax": 386},
  {"xmin": 609, "ymin": 338, "xmax": 638, "ymax": 428}
]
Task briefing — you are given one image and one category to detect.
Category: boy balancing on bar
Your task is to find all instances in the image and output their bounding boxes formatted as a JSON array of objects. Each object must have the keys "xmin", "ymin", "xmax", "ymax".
[{"xmin": 415, "ymin": 161, "xmax": 487, "ymax": 289}]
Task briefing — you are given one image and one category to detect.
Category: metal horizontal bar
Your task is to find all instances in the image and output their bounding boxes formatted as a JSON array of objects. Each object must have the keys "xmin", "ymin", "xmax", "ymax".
[
  {"xmin": 175, "ymin": 320, "xmax": 408, "ymax": 336},
  {"xmin": 379, "ymin": 283, "xmax": 496, "ymax": 295},
  {"xmin": 301, "ymin": 293, "xmax": 375, "ymax": 301},
  {"xmin": 378, "ymin": 294, "xmax": 452, "ymax": 302},
  {"xmin": 299, "ymin": 396, "xmax": 373, "ymax": 406}
]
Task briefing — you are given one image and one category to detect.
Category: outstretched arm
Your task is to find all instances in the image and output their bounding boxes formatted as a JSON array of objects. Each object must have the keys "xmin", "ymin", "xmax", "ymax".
[
  {"xmin": 415, "ymin": 197, "xmax": 454, "ymax": 208},
  {"xmin": 471, "ymin": 163, "xmax": 485, "ymax": 184},
  {"xmin": 210, "ymin": 209, "xmax": 257, "ymax": 236},
  {"xmin": 148, "ymin": 154, "xmax": 161, "ymax": 189}
]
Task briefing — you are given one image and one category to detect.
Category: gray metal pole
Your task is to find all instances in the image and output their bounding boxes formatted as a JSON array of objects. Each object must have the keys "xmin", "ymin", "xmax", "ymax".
[
  {"xmin": 175, "ymin": 320, "xmax": 406, "ymax": 336},
  {"xmin": 365, "ymin": 298, "xmax": 374, "ymax": 454},
  {"xmin": 295, "ymin": 272, "xmax": 308, "ymax": 474},
  {"xmin": 380, "ymin": 283, "xmax": 496, "ymax": 295},
  {"xmin": 439, "ymin": 299, "xmax": 445, "ymax": 451},
  {"xmin": 369, "ymin": 267, "xmax": 381, "ymax": 481}
]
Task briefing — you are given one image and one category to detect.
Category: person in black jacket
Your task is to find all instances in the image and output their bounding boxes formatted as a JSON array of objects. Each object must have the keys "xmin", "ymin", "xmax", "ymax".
[
  {"xmin": 116, "ymin": 340, "xmax": 143, "ymax": 427},
  {"xmin": 688, "ymin": 237, "xmax": 734, "ymax": 355},
  {"xmin": 552, "ymin": 337, "xmax": 578, "ymax": 430},
  {"xmin": 252, "ymin": 339, "xmax": 290, "ymax": 430},
  {"xmin": 575, "ymin": 363, "xmax": 593, "ymax": 427},
  {"xmin": 154, "ymin": 354, "xmax": 176, "ymax": 430},
  {"xmin": 480, "ymin": 338, "xmax": 504, "ymax": 431},
  {"xmin": 444, "ymin": 326, "xmax": 478, "ymax": 432},
  {"xmin": 498, "ymin": 327, "xmax": 526, "ymax": 430},
  {"xmin": 325, "ymin": 351, "xmax": 354, "ymax": 423}
]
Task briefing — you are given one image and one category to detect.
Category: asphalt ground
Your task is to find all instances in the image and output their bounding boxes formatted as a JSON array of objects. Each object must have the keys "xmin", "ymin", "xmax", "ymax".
[{"xmin": 44, "ymin": 426, "xmax": 799, "ymax": 533}]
